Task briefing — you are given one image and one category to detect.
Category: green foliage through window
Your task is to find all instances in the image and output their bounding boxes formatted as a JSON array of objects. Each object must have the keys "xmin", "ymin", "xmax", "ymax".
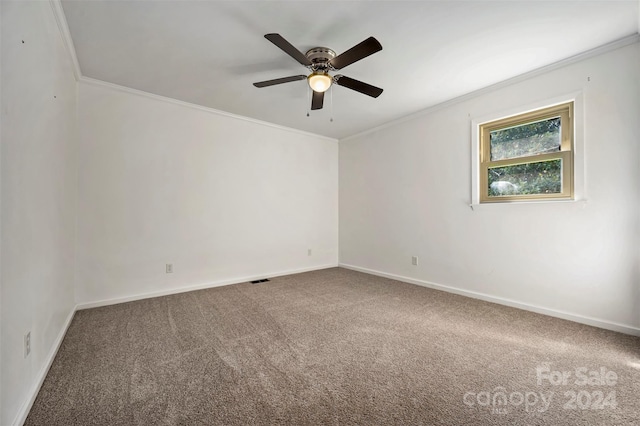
[
  {"xmin": 488, "ymin": 159, "xmax": 562, "ymax": 197},
  {"xmin": 490, "ymin": 117, "xmax": 561, "ymax": 161},
  {"xmin": 480, "ymin": 101, "xmax": 573, "ymax": 202}
]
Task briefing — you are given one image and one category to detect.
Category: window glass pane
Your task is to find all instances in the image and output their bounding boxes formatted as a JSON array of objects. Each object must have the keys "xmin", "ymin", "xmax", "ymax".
[
  {"xmin": 490, "ymin": 117, "xmax": 561, "ymax": 161},
  {"xmin": 488, "ymin": 159, "xmax": 562, "ymax": 197}
]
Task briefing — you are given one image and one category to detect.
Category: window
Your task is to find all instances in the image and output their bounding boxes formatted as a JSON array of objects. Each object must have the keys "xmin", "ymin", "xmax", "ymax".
[{"xmin": 479, "ymin": 102, "xmax": 573, "ymax": 203}]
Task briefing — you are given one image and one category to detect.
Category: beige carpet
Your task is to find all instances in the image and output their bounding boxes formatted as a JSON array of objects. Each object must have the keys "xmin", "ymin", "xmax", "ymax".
[{"xmin": 26, "ymin": 267, "xmax": 640, "ymax": 425}]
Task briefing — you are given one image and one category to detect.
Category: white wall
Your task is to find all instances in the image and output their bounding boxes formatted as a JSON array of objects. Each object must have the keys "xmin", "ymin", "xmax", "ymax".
[
  {"xmin": 340, "ymin": 42, "xmax": 640, "ymax": 333},
  {"xmin": 1, "ymin": 1, "xmax": 78, "ymax": 424},
  {"xmin": 76, "ymin": 82, "xmax": 338, "ymax": 305}
]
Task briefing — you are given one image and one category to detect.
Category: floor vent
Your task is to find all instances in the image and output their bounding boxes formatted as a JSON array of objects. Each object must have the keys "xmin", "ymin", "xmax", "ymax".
[{"xmin": 250, "ymin": 279, "xmax": 270, "ymax": 284}]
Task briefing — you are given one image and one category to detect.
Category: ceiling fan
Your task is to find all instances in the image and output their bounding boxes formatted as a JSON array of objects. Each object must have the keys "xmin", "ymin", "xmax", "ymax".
[{"xmin": 253, "ymin": 34, "xmax": 383, "ymax": 111}]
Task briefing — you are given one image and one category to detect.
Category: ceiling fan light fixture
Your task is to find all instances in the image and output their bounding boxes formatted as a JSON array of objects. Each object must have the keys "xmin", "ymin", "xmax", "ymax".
[{"xmin": 308, "ymin": 72, "xmax": 332, "ymax": 93}]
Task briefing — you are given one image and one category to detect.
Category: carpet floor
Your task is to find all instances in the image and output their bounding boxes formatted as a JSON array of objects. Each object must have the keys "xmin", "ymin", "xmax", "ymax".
[{"xmin": 26, "ymin": 267, "xmax": 640, "ymax": 425}]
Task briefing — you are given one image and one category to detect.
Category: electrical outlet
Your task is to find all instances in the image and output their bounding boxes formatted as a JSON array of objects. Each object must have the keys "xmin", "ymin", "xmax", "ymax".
[
  {"xmin": 24, "ymin": 332, "xmax": 31, "ymax": 358},
  {"xmin": 411, "ymin": 256, "xmax": 419, "ymax": 266},
  {"xmin": 308, "ymin": 249, "xmax": 312, "ymax": 256},
  {"xmin": 166, "ymin": 263, "xmax": 173, "ymax": 273}
]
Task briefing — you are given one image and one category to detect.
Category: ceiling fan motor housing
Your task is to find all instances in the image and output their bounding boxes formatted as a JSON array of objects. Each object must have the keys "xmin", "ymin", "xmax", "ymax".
[{"xmin": 305, "ymin": 47, "xmax": 336, "ymax": 71}]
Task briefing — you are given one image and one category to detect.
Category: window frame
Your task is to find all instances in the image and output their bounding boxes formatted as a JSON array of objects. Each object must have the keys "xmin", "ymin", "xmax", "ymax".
[{"xmin": 478, "ymin": 101, "xmax": 574, "ymax": 203}]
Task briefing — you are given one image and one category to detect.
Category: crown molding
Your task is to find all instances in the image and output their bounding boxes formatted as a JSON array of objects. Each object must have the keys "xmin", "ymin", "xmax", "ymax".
[
  {"xmin": 47, "ymin": 0, "xmax": 637, "ymax": 144},
  {"xmin": 341, "ymin": 33, "xmax": 640, "ymax": 143},
  {"xmin": 79, "ymin": 77, "xmax": 338, "ymax": 143},
  {"xmin": 49, "ymin": 0, "xmax": 81, "ymax": 81},
  {"xmin": 48, "ymin": 0, "xmax": 336, "ymax": 143}
]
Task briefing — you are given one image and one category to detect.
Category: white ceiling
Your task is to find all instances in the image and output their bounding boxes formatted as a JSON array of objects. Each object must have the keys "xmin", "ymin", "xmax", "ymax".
[{"xmin": 60, "ymin": 1, "xmax": 639, "ymax": 139}]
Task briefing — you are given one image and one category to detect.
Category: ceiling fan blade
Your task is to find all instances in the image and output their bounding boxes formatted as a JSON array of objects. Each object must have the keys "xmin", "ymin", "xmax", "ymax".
[
  {"xmin": 335, "ymin": 75, "xmax": 383, "ymax": 98},
  {"xmin": 311, "ymin": 91, "xmax": 324, "ymax": 110},
  {"xmin": 253, "ymin": 75, "xmax": 307, "ymax": 88},
  {"xmin": 329, "ymin": 37, "xmax": 382, "ymax": 70},
  {"xmin": 264, "ymin": 34, "xmax": 312, "ymax": 66}
]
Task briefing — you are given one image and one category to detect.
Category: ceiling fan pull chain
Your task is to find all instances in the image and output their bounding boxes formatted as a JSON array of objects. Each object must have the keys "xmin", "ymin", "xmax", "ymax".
[
  {"xmin": 306, "ymin": 86, "xmax": 310, "ymax": 117},
  {"xmin": 330, "ymin": 85, "xmax": 334, "ymax": 122}
]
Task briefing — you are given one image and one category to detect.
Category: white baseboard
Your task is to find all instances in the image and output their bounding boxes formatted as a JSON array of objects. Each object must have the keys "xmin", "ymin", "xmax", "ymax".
[
  {"xmin": 339, "ymin": 263, "xmax": 640, "ymax": 337},
  {"xmin": 76, "ymin": 263, "xmax": 339, "ymax": 310},
  {"xmin": 13, "ymin": 305, "xmax": 77, "ymax": 426}
]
